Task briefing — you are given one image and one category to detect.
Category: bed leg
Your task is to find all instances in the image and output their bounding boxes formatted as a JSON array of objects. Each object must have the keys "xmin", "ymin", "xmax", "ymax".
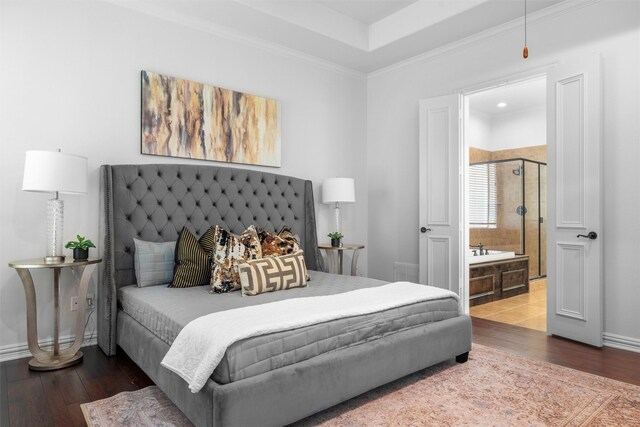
[{"xmin": 455, "ymin": 352, "xmax": 469, "ymax": 363}]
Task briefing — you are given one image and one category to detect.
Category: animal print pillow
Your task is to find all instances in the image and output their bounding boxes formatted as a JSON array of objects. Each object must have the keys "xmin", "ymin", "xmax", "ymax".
[
  {"xmin": 258, "ymin": 226, "xmax": 301, "ymax": 257},
  {"xmin": 211, "ymin": 225, "xmax": 262, "ymax": 293}
]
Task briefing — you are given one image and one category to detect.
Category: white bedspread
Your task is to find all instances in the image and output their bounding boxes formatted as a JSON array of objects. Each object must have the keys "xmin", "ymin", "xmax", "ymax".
[{"xmin": 161, "ymin": 282, "xmax": 458, "ymax": 393}]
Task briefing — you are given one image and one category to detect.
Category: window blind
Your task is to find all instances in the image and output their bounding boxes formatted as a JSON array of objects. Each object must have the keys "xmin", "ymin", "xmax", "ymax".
[{"xmin": 469, "ymin": 163, "xmax": 497, "ymax": 228}]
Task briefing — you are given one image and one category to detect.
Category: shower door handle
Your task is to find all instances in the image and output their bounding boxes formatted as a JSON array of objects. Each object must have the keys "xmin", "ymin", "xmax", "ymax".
[{"xmin": 577, "ymin": 231, "xmax": 598, "ymax": 240}]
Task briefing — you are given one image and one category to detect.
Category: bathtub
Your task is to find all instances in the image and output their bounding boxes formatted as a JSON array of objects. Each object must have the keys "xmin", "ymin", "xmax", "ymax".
[{"xmin": 468, "ymin": 249, "xmax": 516, "ymax": 265}]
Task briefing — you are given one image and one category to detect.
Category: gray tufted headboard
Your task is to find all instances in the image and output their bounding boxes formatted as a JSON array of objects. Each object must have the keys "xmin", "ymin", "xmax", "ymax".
[{"xmin": 98, "ymin": 164, "xmax": 322, "ymax": 355}]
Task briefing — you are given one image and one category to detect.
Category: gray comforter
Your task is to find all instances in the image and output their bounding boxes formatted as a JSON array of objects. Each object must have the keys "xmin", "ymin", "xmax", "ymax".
[{"xmin": 118, "ymin": 271, "xmax": 459, "ymax": 384}]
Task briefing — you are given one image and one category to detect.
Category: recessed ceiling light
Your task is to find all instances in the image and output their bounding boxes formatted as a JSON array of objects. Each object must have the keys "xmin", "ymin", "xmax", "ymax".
[{"xmin": 497, "ymin": 102, "xmax": 507, "ymax": 108}]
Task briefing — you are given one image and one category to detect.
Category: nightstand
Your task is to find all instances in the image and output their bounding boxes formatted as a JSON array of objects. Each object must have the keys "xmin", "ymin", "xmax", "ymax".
[
  {"xmin": 318, "ymin": 244, "xmax": 364, "ymax": 276},
  {"xmin": 8, "ymin": 257, "xmax": 101, "ymax": 371}
]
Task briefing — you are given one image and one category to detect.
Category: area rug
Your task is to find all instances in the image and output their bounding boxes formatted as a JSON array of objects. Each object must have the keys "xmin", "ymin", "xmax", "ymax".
[
  {"xmin": 80, "ymin": 386, "xmax": 192, "ymax": 427},
  {"xmin": 82, "ymin": 344, "xmax": 640, "ymax": 426}
]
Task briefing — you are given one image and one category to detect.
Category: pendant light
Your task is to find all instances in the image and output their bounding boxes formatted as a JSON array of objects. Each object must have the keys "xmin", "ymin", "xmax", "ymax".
[{"xmin": 523, "ymin": 0, "xmax": 529, "ymax": 59}]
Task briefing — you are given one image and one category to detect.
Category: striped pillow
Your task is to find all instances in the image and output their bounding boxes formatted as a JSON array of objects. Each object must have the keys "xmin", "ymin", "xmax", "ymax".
[
  {"xmin": 170, "ymin": 227, "xmax": 216, "ymax": 288},
  {"xmin": 239, "ymin": 251, "xmax": 308, "ymax": 296}
]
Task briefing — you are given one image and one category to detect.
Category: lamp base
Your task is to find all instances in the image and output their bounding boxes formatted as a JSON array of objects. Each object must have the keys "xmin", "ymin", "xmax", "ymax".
[{"xmin": 46, "ymin": 197, "xmax": 64, "ymax": 261}]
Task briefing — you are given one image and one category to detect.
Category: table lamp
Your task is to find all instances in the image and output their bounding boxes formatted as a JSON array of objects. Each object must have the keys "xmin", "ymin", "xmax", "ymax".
[
  {"xmin": 22, "ymin": 149, "xmax": 88, "ymax": 263},
  {"xmin": 322, "ymin": 177, "xmax": 355, "ymax": 234}
]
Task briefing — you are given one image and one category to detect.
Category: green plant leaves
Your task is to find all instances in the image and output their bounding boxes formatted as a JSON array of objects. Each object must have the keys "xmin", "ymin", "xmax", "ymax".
[{"xmin": 65, "ymin": 235, "xmax": 96, "ymax": 250}]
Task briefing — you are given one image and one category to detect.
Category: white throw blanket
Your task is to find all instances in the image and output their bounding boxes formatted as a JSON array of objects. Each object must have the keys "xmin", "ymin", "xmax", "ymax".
[{"xmin": 161, "ymin": 282, "xmax": 458, "ymax": 393}]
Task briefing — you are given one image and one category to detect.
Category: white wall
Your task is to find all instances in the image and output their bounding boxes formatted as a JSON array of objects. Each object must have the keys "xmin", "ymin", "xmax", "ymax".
[
  {"xmin": 467, "ymin": 110, "xmax": 492, "ymax": 151},
  {"xmin": 490, "ymin": 106, "xmax": 546, "ymax": 150},
  {"xmin": 0, "ymin": 1, "xmax": 367, "ymax": 357},
  {"xmin": 469, "ymin": 106, "xmax": 546, "ymax": 151},
  {"xmin": 367, "ymin": 1, "xmax": 640, "ymax": 342}
]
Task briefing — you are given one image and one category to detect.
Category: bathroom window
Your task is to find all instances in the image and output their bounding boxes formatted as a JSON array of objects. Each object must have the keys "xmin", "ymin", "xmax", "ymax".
[{"xmin": 469, "ymin": 163, "xmax": 497, "ymax": 228}]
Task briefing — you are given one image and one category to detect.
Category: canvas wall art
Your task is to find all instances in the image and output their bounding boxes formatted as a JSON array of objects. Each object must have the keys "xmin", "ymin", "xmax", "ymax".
[{"xmin": 141, "ymin": 70, "xmax": 281, "ymax": 167}]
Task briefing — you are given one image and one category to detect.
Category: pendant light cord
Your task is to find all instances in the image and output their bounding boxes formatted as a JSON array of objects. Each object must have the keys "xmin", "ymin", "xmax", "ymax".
[{"xmin": 523, "ymin": 0, "xmax": 529, "ymax": 59}]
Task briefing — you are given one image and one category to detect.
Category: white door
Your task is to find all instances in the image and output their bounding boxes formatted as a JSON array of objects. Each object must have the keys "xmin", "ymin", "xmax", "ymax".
[
  {"xmin": 547, "ymin": 54, "xmax": 603, "ymax": 346},
  {"xmin": 419, "ymin": 95, "xmax": 461, "ymax": 296}
]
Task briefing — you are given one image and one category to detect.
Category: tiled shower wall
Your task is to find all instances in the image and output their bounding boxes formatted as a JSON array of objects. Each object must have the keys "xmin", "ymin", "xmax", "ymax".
[
  {"xmin": 470, "ymin": 145, "xmax": 547, "ymax": 278},
  {"xmin": 470, "ymin": 145, "xmax": 547, "ymax": 163}
]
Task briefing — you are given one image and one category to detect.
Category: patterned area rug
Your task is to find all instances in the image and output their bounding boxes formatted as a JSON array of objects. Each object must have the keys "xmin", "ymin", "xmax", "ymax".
[
  {"xmin": 82, "ymin": 344, "xmax": 640, "ymax": 426},
  {"xmin": 81, "ymin": 386, "xmax": 192, "ymax": 427},
  {"xmin": 297, "ymin": 344, "xmax": 640, "ymax": 426}
]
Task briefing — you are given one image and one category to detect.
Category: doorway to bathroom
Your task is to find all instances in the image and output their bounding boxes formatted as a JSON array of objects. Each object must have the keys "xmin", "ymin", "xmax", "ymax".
[
  {"xmin": 419, "ymin": 55, "xmax": 602, "ymax": 345},
  {"xmin": 465, "ymin": 76, "xmax": 548, "ymax": 332}
]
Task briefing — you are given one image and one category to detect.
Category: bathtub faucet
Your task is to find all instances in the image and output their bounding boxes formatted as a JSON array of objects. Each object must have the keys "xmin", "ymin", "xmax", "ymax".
[{"xmin": 471, "ymin": 244, "xmax": 487, "ymax": 255}]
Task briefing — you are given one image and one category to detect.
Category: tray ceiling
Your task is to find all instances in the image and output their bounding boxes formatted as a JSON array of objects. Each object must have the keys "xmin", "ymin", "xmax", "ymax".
[{"xmin": 113, "ymin": 0, "xmax": 565, "ymax": 73}]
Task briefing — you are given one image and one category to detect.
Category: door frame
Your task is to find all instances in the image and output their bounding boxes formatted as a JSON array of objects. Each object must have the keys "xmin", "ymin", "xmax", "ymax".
[{"xmin": 456, "ymin": 65, "xmax": 556, "ymax": 317}]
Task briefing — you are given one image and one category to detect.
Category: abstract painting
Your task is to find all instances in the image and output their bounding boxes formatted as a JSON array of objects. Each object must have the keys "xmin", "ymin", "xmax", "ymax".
[{"xmin": 141, "ymin": 71, "xmax": 281, "ymax": 167}]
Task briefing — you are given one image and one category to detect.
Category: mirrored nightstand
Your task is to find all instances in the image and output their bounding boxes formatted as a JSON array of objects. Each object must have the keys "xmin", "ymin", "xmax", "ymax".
[
  {"xmin": 318, "ymin": 244, "xmax": 364, "ymax": 276},
  {"xmin": 8, "ymin": 257, "xmax": 101, "ymax": 371}
]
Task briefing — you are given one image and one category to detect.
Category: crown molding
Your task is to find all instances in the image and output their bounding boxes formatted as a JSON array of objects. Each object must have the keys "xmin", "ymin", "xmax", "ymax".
[
  {"xmin": 367, "ymin": 0, "xmax": 602, "ymax": 79},
  {"xmin": 236, "ymin": 0, "xmax": 370, "ymax": 51},
  {"xmin": 456, "ymin": 65, "xmax": 554, "ymax": 95},
  {"xmin": 105, "ymin": 0, "xmax": 601, "ymax": 80},
  {"xmin": 104, "ymin": 0, "xmax": 366, "ymax": 80}
]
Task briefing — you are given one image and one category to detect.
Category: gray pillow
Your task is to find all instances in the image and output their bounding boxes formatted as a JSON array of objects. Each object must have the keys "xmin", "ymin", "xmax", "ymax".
[{"xmin": 133, "ymin": 239, "xmax": 176, "ymax": 287}]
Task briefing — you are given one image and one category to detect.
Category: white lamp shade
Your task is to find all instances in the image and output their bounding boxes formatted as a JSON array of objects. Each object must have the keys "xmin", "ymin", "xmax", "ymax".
[
  {"xmin": 322, "ymin": 178, "xmax": 355, "ymax": 204},
  {"xmin": 22, "ymin": 150, "xmax": 88, "ymax": 194}
]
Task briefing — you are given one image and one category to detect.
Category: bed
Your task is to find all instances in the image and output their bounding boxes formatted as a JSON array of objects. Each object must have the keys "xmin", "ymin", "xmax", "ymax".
[{"xmin": 97, "ymin": 164, "xmax": 472, "ymax": 427}]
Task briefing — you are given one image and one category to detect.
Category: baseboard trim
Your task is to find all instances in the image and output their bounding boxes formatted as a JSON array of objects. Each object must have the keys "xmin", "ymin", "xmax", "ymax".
[
  {"xmin": 603, "ymin": 332, "xmax": 640, "ymax": 353},
  {"xmin": 0, "ymin": 333, "xmax": 98, "ymax": 362}
]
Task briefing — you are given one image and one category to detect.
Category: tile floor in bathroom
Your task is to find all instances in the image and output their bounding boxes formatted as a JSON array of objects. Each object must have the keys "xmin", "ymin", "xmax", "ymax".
[{"xmin": 469, "ymin": 278, "xmax": 547, "ymax": 332}]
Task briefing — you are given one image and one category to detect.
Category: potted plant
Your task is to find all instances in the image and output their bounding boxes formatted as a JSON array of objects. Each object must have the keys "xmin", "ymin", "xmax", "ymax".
[
  {"xmin": 327, "ymin": 232, "xmax": 344, "ymax": 248},
  {"xmin": 65, "ymin": 235, "xmax": 96, "ymax": 260}
]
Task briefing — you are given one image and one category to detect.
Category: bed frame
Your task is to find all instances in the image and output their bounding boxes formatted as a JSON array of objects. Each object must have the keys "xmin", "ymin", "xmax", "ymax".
[{"xmin": 98, "ymin": 163, "xmax": 472, "ymax": 426}]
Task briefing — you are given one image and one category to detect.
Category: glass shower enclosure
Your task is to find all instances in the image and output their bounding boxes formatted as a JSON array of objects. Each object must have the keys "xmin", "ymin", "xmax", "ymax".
[{"xmin": 469, "ymin": 158, "xmax": 547, "ymax": 279}]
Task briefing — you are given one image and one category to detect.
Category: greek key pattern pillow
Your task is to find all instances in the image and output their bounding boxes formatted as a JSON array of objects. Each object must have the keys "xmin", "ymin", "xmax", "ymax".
[
  {"xmin": 239, "ymin": 251, "xmax": 308, "ymax": 296},
  {"xmin": 211, "ymin": 225, "xmax": 262, "ymax": 293}
]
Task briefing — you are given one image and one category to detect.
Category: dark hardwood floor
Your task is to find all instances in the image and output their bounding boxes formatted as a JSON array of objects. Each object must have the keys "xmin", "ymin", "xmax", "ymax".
[
  {"xmin": 472, "ymin": 317, "xmax": 640, "ymax": 386},
  {"xmin": 0, "ymin": 346, "xmax": 153, "ymax": 427},
  {"xmin": 2, "ymin": 318, "xmax": 639, "ymax": 426}
]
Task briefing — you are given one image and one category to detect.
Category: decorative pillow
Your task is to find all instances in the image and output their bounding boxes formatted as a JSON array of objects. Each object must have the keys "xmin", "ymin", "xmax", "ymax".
[
  {"xmin": 239, "ymin": 251, "xmax": 308, "ymax": 296},
  {"xmin": 211, "ymin": 225, "xmax": 262, "ymax": 293},
  {"xmin": 133, "ymin": 239, "xmax": 176, "ymax": 287},
  {"xmin": 170, "ymin": 226, "xmax": 216, "ymax": 288},
  {"xmin": 258, "ymin": 226, "xmax": 311, "ymax": 281},
  {"xmin": 258, "ymin": 226, "xmax": 301, "ymax": 257},
  {"xmin": 198, "ymin": 225, "xmax": 217, "ymax": 254}
]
